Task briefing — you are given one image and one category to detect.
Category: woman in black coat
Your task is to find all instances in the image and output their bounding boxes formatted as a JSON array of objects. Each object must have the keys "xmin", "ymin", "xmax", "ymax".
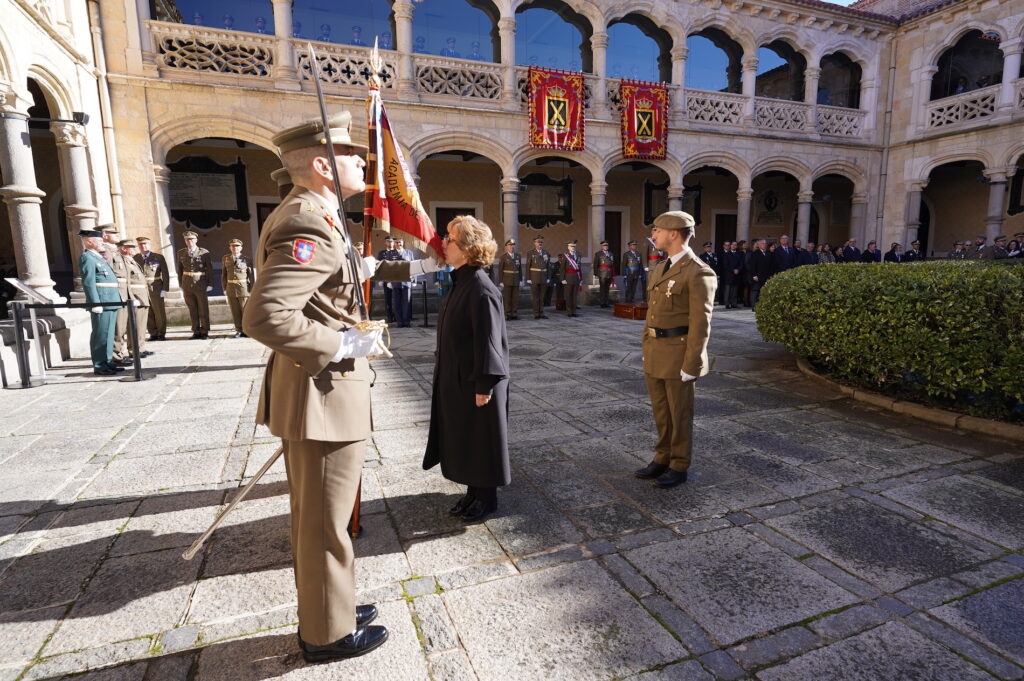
[{"xmin": 424, "ymin": 215, "xmax": 510, "ymax": 522}]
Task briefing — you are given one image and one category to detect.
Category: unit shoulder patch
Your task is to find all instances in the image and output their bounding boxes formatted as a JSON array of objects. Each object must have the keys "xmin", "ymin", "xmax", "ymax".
[{"xmin": 293, "ymin": 239, "xmax": 317, "ymax": 264}]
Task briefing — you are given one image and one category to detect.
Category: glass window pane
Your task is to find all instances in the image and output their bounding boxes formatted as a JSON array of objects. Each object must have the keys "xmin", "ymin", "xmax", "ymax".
[
  {"xmin": 293, "ymin": 0, "xmax": 393, "ymax": 46},
  {"xmin": 166, "ymin": 0, "xmax": 275, "ymax": 34},
  {"xmin": 516, "ymin": 7, "xmax": 584, "ymax": 71},
  {"xmin": 413, "ymin": 0, "xmax": 495, "ymax": 60},
  {"xmin": 607, "ymin": 23, "xmax": 658, "ymax": 81}
]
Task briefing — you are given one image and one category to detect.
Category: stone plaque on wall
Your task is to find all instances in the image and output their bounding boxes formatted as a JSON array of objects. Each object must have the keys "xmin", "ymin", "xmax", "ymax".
[
  {"xmin": 755, "ymin": 190, "xmax": 784, "ymax": 225},
  {"xmin": 168, "ymin": 155, "xmax": 250, "ymax": 230}
]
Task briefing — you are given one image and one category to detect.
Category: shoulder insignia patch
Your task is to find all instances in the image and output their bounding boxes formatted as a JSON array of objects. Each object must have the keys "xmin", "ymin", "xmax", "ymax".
[{"xmin": 293, "ymin": 239, "xmax": 316, "ymax": 264}]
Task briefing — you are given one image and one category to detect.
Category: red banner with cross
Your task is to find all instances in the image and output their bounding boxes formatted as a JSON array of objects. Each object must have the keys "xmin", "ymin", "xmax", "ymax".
[
  {"xmin": 619, "ymin": 79, "xmax": 668, "ymax": 160},
  {"xmin": 529, "ymin": 67, "xmax": 585, "ymax": 151}
]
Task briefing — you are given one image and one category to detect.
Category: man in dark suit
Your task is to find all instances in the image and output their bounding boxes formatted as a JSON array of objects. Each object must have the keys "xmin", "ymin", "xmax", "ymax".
[
  {"xmin": 796, "ymin": 242, "xmax": 819, "ymax": 266},
  {"xmin": 884, "ymin": 242, "xmax": 904, "ymax": 263},
  {"xmin": 721, "ymin": 242, "xmax": 743, "ymax": 309},
  {"xmin": 748, "ymin": 239, "xmax": 772, "ymax": 311},
  {"xmin": 842, "ymin": 238, "xmax": 861, "ymax": 263},
  {"xmin": 772, "ymin": 234, "xmax": 798, "ymax": 274},
  {"xmin": 860, "ymin": 240, "xmax": 882, "ymax": 262}
]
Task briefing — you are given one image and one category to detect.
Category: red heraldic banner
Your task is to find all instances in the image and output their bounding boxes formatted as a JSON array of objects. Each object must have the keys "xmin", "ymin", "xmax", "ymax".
[
  {"xmin": 365, "ymin": 83, "xmax": 444, "ymax": 260},
  {"xmin": 529, "ymin": 67, "xmax": 585, "ymax": 151},
  {"xmin": 619, "ymin": 79, "xmax": 668, "ymax": 160}
]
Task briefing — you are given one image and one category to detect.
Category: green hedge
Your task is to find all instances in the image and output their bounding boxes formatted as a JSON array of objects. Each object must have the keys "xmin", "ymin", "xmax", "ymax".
[{"xmin": 756, "ymin": 261, "xmax": 1024, "ymax": 421}]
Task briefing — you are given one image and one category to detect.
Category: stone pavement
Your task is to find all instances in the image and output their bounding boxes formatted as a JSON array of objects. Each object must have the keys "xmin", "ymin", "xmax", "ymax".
[{"xmin": 0, "ymin": 310, "xmax": 1022, "ymax": 681}]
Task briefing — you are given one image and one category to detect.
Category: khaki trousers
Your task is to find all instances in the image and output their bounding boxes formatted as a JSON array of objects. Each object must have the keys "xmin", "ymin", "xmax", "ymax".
[
  {"xmin": 113, "ymin": 306, "xmax": 129, "ymax": 359},
  {"xmin": 183, "ymin": 286, "xmax": 210, "ymax": 334},
  {"xmin": 283, "ymin": 438, "xmax": 363, "ymax": 646},
  {"xmin": 147, "ymin": 284, "xmax": 166, "ymax": 336},
  {"xmin": 501, "ymin": 283, "xmax": 518, "ymax": 317},
  {"xmin": 228, "ymin": 295, "xmax": 248, "ymax": 333},
  {"xmin": 531, "ymin": 282, "xmax": 547, "ymax": 316},
  {"xmin": 564, "ymin": 273, "xmax": 580, "ymax": 314},
  {"xmin": 645, "ymin": 375, "xmax": 694, "ymax": 472}
]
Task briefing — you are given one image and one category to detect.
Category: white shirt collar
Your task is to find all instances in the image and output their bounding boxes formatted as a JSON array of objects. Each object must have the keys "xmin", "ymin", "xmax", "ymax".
[{"xmin": 666, "ymin": 246, "xmax": 689, "ymax": 267}]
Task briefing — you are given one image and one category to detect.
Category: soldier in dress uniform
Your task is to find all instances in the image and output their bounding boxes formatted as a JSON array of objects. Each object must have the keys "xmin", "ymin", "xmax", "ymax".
[
  {"xmin": 272, "ymin": 167, "xmax": 294, "ymax": 200},
  {"xmin": 947, "ymin": 240, "xmax": 968, "ymax": 260},
  {"xmin": 135, "ymin": 237, "xmax": 169, "ymax": 340},
  {"xmin": 242, "ymin": 110, "xmax": 441, "ymax": 663},
  {"xmin": 177, "ymin": 231, "xmax": 214, "ymax": 339},
  {"xmin": 697, "ymin": 242, "xmax": 719, "ymax": 303},
  {"xmin": 78, "ymin": 229, "xmax": 124, "ymax": 375},
  {"xmin": 393, "ymin": 238, "xmax": 414, "ymax": 327},
  {"xmin": 642, "ymin": 233, "xmax": 666, "ymax": 301},
  {"xmin": 110, "ymin": 238, "xmax": 133, "ymax": 365},
  {"xmin": 120, "ymin": 240, "xmax": 152, "ymax": 357},
  {"xmin": 377, "ymin": 236, "xmax": 398, "ymax": 323},
  {"xmin": 967, "ymin": 235, "xmax": 987, "ymax": 259},
  {"xmin": 499, "ymin": 239, "xmax": 522, "ymax": 320},
  {"xmin": 622, "ymin": 240, "xmax": 643, "ymax": 304},
  {"xmin": 555, "ymin": 240, "xmax": 582, "ymax": 316},
  {"xmin": 525, "ymin": 236, "xmax": 551, "ymax": 319},
  {"xmin": 222, "ymin": 239, "xmax": 256, "ymax": 337},
  {"xmin": 593, "ymin": 240, "xmax": 615, "ymax": 308},
  {"xmin": 100, "ymin": 223, "xmax": 120, "ymax": 260},
  {"xmin": 904, "ymin": 240, "xmax": 926, "ymax": 262},
  {"xmin": 634, "ymin": 212, "xmax": 716, "ymax": 489},
  {"xmin": 980, "ymin": 234, "xmax": 1009, "ymax": 259}
]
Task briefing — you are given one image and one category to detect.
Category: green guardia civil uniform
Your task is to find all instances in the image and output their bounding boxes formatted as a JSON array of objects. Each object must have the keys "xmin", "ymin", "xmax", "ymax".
[{"xmin": 79, "ymin": 248, "xmax": 122, "ymax": 370}]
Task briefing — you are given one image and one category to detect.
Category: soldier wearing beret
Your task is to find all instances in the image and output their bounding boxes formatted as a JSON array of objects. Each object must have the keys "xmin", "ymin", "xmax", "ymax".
[
  {"xmin": 222, "ymin": 239, "xmax": 255, "ymax": 337},
  {"xmin": 593, "ymin": 240, "xmax": 615, "ymax": 308},
  {"xmin": 554, "ymin": 240, "xmax": 582, "ymax": 316},
  {"xmin": 634, "ymin": 211, "xmax": 716, "ymax": 489},
  {"xmin": 177, "ymin": 231, "xmax": 214, "ymax": 339},
  {"xmin": 904, "ymin": 240, "xmax": 925, "ymax": 262},
  {"xmin": 135, "ymin": 237, "xmax": 169, "ymax": 340},
  {"xmin": 525, "ymin": 236, "xmax": 551, "ymax": 318},
  {"xmin": 499, "ymin": 239, "xmax": 522, "ymax": 320},
  {"xmin": 243, "ymin": 110, "xmax": 442, "ymax": 663},
  {"xmin": 622, "ymin": 240, "xmax": 643, "ymax": 304},
  {"xmin": 980, "ymin": 235, "xmax": 1009, "ymax": 259},
  {"xmin": 78, "ymin": 229, "xmax": 124, "ymax": 375}
]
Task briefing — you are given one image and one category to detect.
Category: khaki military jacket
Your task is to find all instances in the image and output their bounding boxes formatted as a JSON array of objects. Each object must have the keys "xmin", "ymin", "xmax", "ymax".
[
  {"xmin": 243, "ymin": 186, "xmax": 412, "ymax": 443},
  {"xmin": 643, "ymin": 237, "xmax": 666, "ymax": 272},
  {"xmin": 125, "ymin": 255, "xmax": 151, "ymax": 307},
  {"xmin": 134, "ymin": 252, "xmax": 169, "ymax": 292},
  {"xmin": 642, "ymin": 249, "xmax": 717, "ymax": 379},
  {"xmin": 177, "ymin": 247, "xmax": 213, "ymax": 291},
  {"xmin": 594, "ymin": 250, "xmax": 615, "ymax": 280},
  {"xmin": 222, "ymin": 254, "xmax": 256, "ymax": 297},
  {"xmin": 110, "ymin": 254, "xmax": 130, "ymax": 301},
  {"xmin": 525, "ymin": 249, "xmax": 551, "ymax": 284},
  {"xmin": 499, "ymin": 252, "xmax": 521, "ymax": 285}
]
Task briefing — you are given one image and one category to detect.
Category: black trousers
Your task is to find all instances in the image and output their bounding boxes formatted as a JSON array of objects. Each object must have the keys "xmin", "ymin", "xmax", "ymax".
[{"xmin": 467, "ymin": 485, "xmax": 496, "ymax": 505}]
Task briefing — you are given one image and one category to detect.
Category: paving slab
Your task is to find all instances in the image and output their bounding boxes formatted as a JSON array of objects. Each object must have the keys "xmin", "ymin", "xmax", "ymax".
[
  {"xmin": 930, "ymin": 578, "xmax": 1024, "ymax": 666},
  {"xmin": 404, "ymin": 525, "xmax": 507, "ymax": 576},
  {"xmin": 82, "ymin": 449, "xmax": 228, "ymax": 497}
]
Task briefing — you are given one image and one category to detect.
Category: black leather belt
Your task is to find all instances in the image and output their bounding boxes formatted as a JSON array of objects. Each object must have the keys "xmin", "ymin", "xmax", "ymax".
[{"xmin": 647, "ymin": 325, "xmax": 689, "ymax": 338}]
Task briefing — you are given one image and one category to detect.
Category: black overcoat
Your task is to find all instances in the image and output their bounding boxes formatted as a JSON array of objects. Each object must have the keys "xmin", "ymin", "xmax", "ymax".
[{"xmin": 423, "ymin": 265, "xmax": 511, "ymax": 487}]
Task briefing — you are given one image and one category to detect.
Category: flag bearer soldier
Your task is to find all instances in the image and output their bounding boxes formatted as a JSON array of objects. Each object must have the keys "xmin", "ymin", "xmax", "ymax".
[
  {"xmin": 110, "ymin": 237, "xmax": 133, "ymax": 365},
  {"xmin": 622, "ymin": 240, "xmax": 642, "ymax": 304},
  {"xmin": 78, "ymin": 229, "xmax": 124, "ymax": 375},
  {"xmin": 499, "ymin": 239, "xmax": 522, "ymax": 320},
  {"xmin": 222, "ymin": 239, "xmax": 255, "ymax": 337},
  {"xmin": 135, "ymin": 237, "xmax": 169, "ymax": 340},
  {"xmin": 634, "ymin": 211, "xmax": 716, "ymax": 489},
  {"xmin": 242, "ymin": 111, "xmax": 441, "ymax": 663},
  {"xmin": 555, "ymin": 240, "xmax": 582, "ymax": 317},
  {"xmin": 121, "ymin": 240, "xmax": 152, "ymax": 357},
  {"xmin": 177, "ymin": 230, "xmax": 214, "ymax": 339},
  {"xmin": 594, "ymin": 240, "xmax": 615, "ymax": 308},
  {"xmin": 525, "ymin": 236, "xmax": 551, "ymax": 319},
  {"xmin": 642, "ymin": 232, "xmax": 666, "ymax": 301},
  {"xmin": 377, "ymin": 236, "xmax": 397, "ymax": 323}
]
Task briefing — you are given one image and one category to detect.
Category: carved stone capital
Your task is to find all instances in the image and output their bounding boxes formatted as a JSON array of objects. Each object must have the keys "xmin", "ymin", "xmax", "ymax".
[
  {"xmin": 590, "ymin": 181, "xmax": 608, "ymax": 197},
  {"xmin": 670, "ymin": 46, "xmax": 689, "ymax": 62},
  {"xmin": 851, "ymin": 192, "xmax": 869, "ymax": 204},
  {"xmin": 153, "ymin": 164, "xmax": 172, "ymax": 184},
  {"xmin": 590, "ymin": 32, "xmax": 609, "ymax": 49},
  {"xmin": 983, "ymin": 169, "xmax": 1009, "ymax": 184},
  {"xmin": 501, "ymin": 176, "xmax": 520, "ymax": 193},
  {"xmin": 797, "ymin": 191, "xmax": 815, "ymax": 203},
  {"xmin": 804, "ymin": 67, "xmax": 821, "ymax": 80},
  {"xmin": 0, "ymin": 83, "xmax": 31, "ymax": 116},
  {"xmin": 498, "ymin": 17, "xmax": 517, "ymax": 33},
  {"xmin": 741, "ymin": 56, "xmax": 759, "ymax": 71},
  {"xmin": 50, "ymin": 121, "xmax": 88, "ymax": 147},
  {"xmin": 667, "ymin": 184, "xmax": 686, "ymax": 199},
  {"xmin": 736, "ymin": 188, "xmax": 754, "ymax": 201}
]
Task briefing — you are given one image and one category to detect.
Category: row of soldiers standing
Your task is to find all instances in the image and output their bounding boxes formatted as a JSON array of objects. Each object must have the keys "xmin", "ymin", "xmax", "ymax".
[{"xmin": 496, "ymin": 235, "xmax": 668, "ymax": 319}]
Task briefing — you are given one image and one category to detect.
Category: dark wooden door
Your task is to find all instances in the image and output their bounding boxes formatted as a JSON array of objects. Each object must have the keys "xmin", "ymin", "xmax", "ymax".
[
  {"xmin": 605, "ymin": 211, "xmax": 622, "ymax": 273},
  {"xmin": 715, "ymin": 213, "xmax": 737, "ymax": 244},
  {"xmin": 434, "ymin": 207, "xmax": 476, "ymax": 238}
]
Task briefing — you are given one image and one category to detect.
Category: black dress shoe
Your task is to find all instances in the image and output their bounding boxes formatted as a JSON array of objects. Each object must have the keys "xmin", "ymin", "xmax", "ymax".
[
  {"xmin": 654, "ymin": 469, "xmax": 688, "ymax": 488},
  {"xmin": 141, "ymin": 350, "xmax": 154, "ymax": 357},
  {"xmin": 190, "ymin": 333, "xmax": 201, "ymax": 339},
  {"xmin": 538, "ymin": 314, "xmax": 548, "ymax": 319},
  {"xmin": 634, "ymin": 462, "xmax": 668, "ymax": 479},
  {"xmin": 461, "ymin": 499, "xmax": 497, "ymax": 522},
  {"xmin": 356, "ymin": 604, "xmax": 378, "ymax": 627},
  {"xmin": 93, "ymin": 367, "xmax": 116, "ymax": 376},
  {"xmin": 233, "ymin": 332, "xmax": 243, "ymax": 338},
  {"xmin": 449, "ymin": 493, "xmax": 475, "ymax": 516},
  {"xmin": 104, "ymin": 362, "xmax": 126, "ymax": 372},
  {"xmin": 300, "ymin": 625, "xmax": 389, "ymax": 663}
]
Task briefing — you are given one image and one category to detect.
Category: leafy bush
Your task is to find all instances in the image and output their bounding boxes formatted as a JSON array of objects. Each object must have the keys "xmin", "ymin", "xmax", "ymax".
[{"xmin": 756, "ymin": 261, "xmax": 1024, "ymax": 421}]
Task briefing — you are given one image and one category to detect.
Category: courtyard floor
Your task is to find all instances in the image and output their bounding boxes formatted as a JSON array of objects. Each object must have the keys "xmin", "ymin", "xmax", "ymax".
[{"xmin": 0, "ymin": 307, "xmax": 1022, "ymax": 680}]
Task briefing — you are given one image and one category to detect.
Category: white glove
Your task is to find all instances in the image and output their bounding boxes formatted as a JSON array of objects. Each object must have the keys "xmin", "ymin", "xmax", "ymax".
[
  {"xmin": 361, "ymin": 256, "xmax": 378, "ymax": 279},
  {"xmin": 409, "ymin": 258, "xmax": 441, "ymax": 276},
  {"xmin": 519, "ymin": 281, "xmax": 525, "ymax": 287},
  {"xmin": 332, "ymin": 326, "xmax": 387, "ymax": 361},
  {"xmin": 90, "ymin": 306, "xmax": 102, "ymax": 314},
  {"xmin": 132, "ymin": 299, "xmax": 139, "ymax": 308},
  {"xmin": 644, "ymin": 267, "xmax": 650, "ymax": 272},
  {"xmin": 206, "ymin": 286, "xmax": 213, "ymax": 292},
  {"xmin": 680, "ymin": 370, "xmax": 697, "ymax": 382},
  {"xmin": 499, "ymin": 282, "xmax": 504, "ymax": 288},
  {"xmin": 160, "ymin": 290, "xmax": 167, "ymax": 298},
  {"xmin": 562, "ymin": 280, "xmax": 567, "ymax": 285}
]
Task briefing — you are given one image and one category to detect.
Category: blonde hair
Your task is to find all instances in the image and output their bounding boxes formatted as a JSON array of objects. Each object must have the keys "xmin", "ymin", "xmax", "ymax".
[{"xmin": 448, "ymin": 215, "xmax": 497, "ymax": 266}]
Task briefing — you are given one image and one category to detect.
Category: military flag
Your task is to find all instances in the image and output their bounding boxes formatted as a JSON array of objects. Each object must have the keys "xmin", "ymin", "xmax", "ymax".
[
  {"xmin": 619, "ymin": 79, "xmax": 668, "ymax": 160},
  {"xmin": 528, "ymin": 67, "xmax": 585, "ymax": 151}
]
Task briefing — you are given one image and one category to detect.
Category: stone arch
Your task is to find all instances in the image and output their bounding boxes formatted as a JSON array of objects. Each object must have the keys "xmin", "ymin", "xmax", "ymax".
[
  {"xmin": 1014, "ymin": 15, "xmax": 1024, "ymax": 41},
  {"xmin": 916, "ymin": 151, "xmax": 994, "ymax": 184},
  {"xmin": 26, "ymin": 63, "xmax": 74, "ymax": 119},
  {"xmin": 924, "ymin": 23, "xmax": 1006, "ymax": 66},
  {"xmin": 750, "ymin": 156, "xmax": 811, "ymax": 188},
  {"xmin": 816, "ymin": 40, "xmax": 872, "ymax": 71},
  {"xmin": 510, "ymin": 0, "xmax": 602, "ymax": 35},
  {"xmin": 1001, "ymin": 142, "xmax": 1024, "ymax": 169},
  {"xmin": 681, "ymin": 150, "xmax": 751, "ymax": 186},
  {"xmin": 408, "ymin": 130, "xmax": 516, "ymax": 177},
  {"xmin": 685, "ymin": 14, "xmax": 756, "ymax": 56},
  {"xmin": 150, "ymin": 115, "xmax": 279, "ymax": 164},
  {"xmin": 604, "ymin": 3, "xmax": 684, "ymax": 44},
  {"xmin": 812, "ymin": 159, "xmax": 868, "ymax": 194},
  {"xmin": 601, "ymin": 153, "xmax": 680, "ymax": 183},
  {"xmin": 0, "ymin": 22, "xmax": 15, "ymax": 85},
  {"xmin": 755, "ymin": 27, "xmax": 812, "ymax": 63},
  {"xmin": 512, "ymin": 144, "xmax": 602, "ymax": 181}
]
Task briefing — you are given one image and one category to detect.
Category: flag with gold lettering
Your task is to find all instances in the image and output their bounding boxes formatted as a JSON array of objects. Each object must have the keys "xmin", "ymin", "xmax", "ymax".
[
  {"xmin": 619, "ymin": 79, "xmax": 668, "ymax": 160},
  {"xmin": 529, "ymin": 67, "xmax": 585, "ymax": 151}
]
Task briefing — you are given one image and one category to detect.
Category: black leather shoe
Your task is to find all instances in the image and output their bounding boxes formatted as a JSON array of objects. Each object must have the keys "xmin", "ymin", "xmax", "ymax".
[
  {"xmin": 449, "ymin": 493, "xmax": 474, "ymax": 516},
  {"xmin": 654, "ymin": 469, "xmax": 688, "ymax": 488},
  {"xmin": 104, "ymin": 362, "xmax": 126, "ymax": 372},
  {"xmin": 141, "ymin": 351, "xmax": 154, "ymax": 357},
  {"xmin": 538, "ymin": 314, "xmax": 548, "ymax": 319},
  {"xmin": 356, "ymin": 604, "xmax": 378, "ymax": 627},
  {"xmin": 190, "ymin": 333, "xmax": 201, "ymax": 339},
  {"xmin": 634, "ymin": 462, "xmax": 668, "ymax": 479},
  {"xmin": 93, "ymin": 367, "xmax": 116, "ymax": 376},
  {"xmin": 461, "ymin": 499, "xmax": 497, "ymax": 523},
  {"xmin": 300, "ymin": 625, "xmax": 389, "ymax": 663}
]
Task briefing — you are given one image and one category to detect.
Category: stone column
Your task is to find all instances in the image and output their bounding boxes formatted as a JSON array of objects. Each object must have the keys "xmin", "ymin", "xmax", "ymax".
[
  {"xmin": 983, "ymin": 170, "xmax": 1009, "ymax": 241},
  {"xmin": 998, "ymin": 39, "xmax": 1023, "ymax": 117},
  {"xmin": 135, "ymin": 0, "xmax": 157, "ymax": 71},
  {"xmin": 51, "ymin": 122, "xmax": 99, "ymax": 292},
  {"xmin": 859, "ymin": 78, "xmax": 879, "ymax": 138},
  {"xmin": 904, "ymin": 186, "xmax": 923, "ymax": 245},
  {"xmin": 153, "ymin": 164, "xmax": 181, "ymax": 293},
  {"xmin": 0, "ymin": 96, "xmax": 57, "ymax": 298},
  {"xmin": 272, "ymin": 0, "xmax": 299, "ymax": 87},
  {"xmin": 736, "ymin": 187, "xmax": 753, "ymax": 242},
  {"xmin": 499, "ymin": 16, "xmax": 518, "ymax": 110},
  {"xmin": 795, "ymin": 191, "xmax": 814, "ymax": 243},
  {"xmin": 591, "ymin": 32, "xmax": 609, "ymax": 118},
  {"xmin": 851, "ymin": 192, "xmax": 868, "ymax": 244},
  {"xmin": 804, "ymin": 66, "xmax": 820, "ymax": 133},
  {"xmin": 589, "ymin": 182, "xmax": 607, "ymax": 284},
  {"xmin": 501, "ymin": 176, "xmax": 520, "ymax": 246},
  {"xmin": 667, "ymin": 184, "xmax": 685, "ymax": 212},
  {"xmin": 914, "ymin": 66, "xmax": 938, "ymax": 135},
  {"xmin": 741, "ymin": 56, "xmax": 758, "ymax": 126},
  {"xmin": 394, "ymin": 0, "xmax": 418, "ymax": 100},
  {"xmin": 671, "ymin": 46, "xmax": 688, "ymax": 120}
]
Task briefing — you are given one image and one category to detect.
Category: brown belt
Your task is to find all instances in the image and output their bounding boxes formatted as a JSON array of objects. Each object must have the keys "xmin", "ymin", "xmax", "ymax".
[
  {"xmin": 227, "ymin": 279, "xmax": 246, "ymax": 284},
  {"xmin": 183, "ymin": 271, "xmax": 204, "ymax": 277},
  {"xmin": 502, "ymin": 270, "xmax": 517, "ymax": 274}
]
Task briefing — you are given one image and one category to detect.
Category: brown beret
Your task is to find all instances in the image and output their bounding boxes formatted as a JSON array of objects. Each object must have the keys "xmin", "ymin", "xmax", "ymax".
[{"xmin": 653, "ymin": 211, "xmax": 696, "ymax": 231}]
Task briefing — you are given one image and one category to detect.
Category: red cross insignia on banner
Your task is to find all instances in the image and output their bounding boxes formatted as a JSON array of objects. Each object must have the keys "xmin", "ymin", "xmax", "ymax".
[{"xmin": 293, "ymin": 239, "xmax": 316, "ymax": 264}]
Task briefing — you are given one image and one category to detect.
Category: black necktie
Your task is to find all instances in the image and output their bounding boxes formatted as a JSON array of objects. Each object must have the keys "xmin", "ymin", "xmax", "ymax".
[{"xmin": 661, "ymin": 259, "xmax": 670, "ymax": 276}]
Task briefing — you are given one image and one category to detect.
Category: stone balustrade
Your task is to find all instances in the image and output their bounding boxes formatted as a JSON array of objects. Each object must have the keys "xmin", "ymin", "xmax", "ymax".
[
  {"xmin": 149, "ymin": 21, "xmax": 275, "ymax": 78},
  {"xmin": 294, "ymin": 41, "xmax": 397, "ymax": 90},
  {"xmin": 925, "ymin": 83, "xmax": 1000, "ymax": 130}
]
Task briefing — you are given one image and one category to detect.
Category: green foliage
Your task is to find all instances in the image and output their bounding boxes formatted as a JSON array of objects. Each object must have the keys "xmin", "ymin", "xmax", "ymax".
[{"xmin": 756, "ymin": 261, "xmax": 1024, "ymax": 421}]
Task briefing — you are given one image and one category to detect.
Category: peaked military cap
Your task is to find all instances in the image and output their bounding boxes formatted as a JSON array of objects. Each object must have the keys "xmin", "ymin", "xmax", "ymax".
[
  {"xmin": 911, "ymin": 240, "xmax": 920, "ymax": 246},
  {"xmin": 533, "ymin": 235, "xmax": 544, "ymax": 242},
  {"xmin": 228, "ymin": 239, "xmax": 243, "ymax": 246},
  {"xmin": 600, "ymin": 240, "xmax": 609, "ymax": 246},
  {"xmin": 977, "ymin": 234, "xmax": 987, "ymax": 240},
  {"xmin": 384, "ymin": 236, "xmax": 395, "ymax": 242},
  {"xmin": 653, "ymin": 211, "xmax": 696, "ymax": 231},
  {"xmin": 99, "ymin": 223, "xmax": 119, "ymax": 233},
  {"xmin": 78, "ymin": 229, "xmax": 103, "ymax": 238},
  {"xmin": 1014, "ymin": 232, "xmax": 1024, "ymax": 238},
  {"xmin": 627, "ymin": 240, "xmax": 637, "ymax": 246},
  {"xmin": 271, "ymin": 167, "xmax": 292, "ymax": 187},
  {"xmin": 183, "ymin": 231, "xmax": 198, "ymax": 239},
  {"xmin": 273, "ymin": 111, "xmax": 368, "ymax": 153},
  {"xmin": 566, "ymin": 240, "xmax": 577, "ymax": 246},
  {"xmin": 136, "ymin": 236, "xmax": 151, "ymax": 243},
  {"xmin": 995, "ymin": 234, "xmax": 1007, "ymax": 241},
  {"xmin": 506, "ymin": 239, "xmax": 515, "ymax": 245},
  {"xmin": 117, "ymin": 239, "xmax": 135, "ymax": 247},
  {"xmin": 703, "ymin": 242, "xmax": 713, "ymax": 247}
]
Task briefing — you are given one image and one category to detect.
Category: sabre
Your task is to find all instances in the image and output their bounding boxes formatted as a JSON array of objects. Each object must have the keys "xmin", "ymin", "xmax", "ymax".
[{"xmin": 183, "ymin": 445, "xmax": 284, "ymax": 560}]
